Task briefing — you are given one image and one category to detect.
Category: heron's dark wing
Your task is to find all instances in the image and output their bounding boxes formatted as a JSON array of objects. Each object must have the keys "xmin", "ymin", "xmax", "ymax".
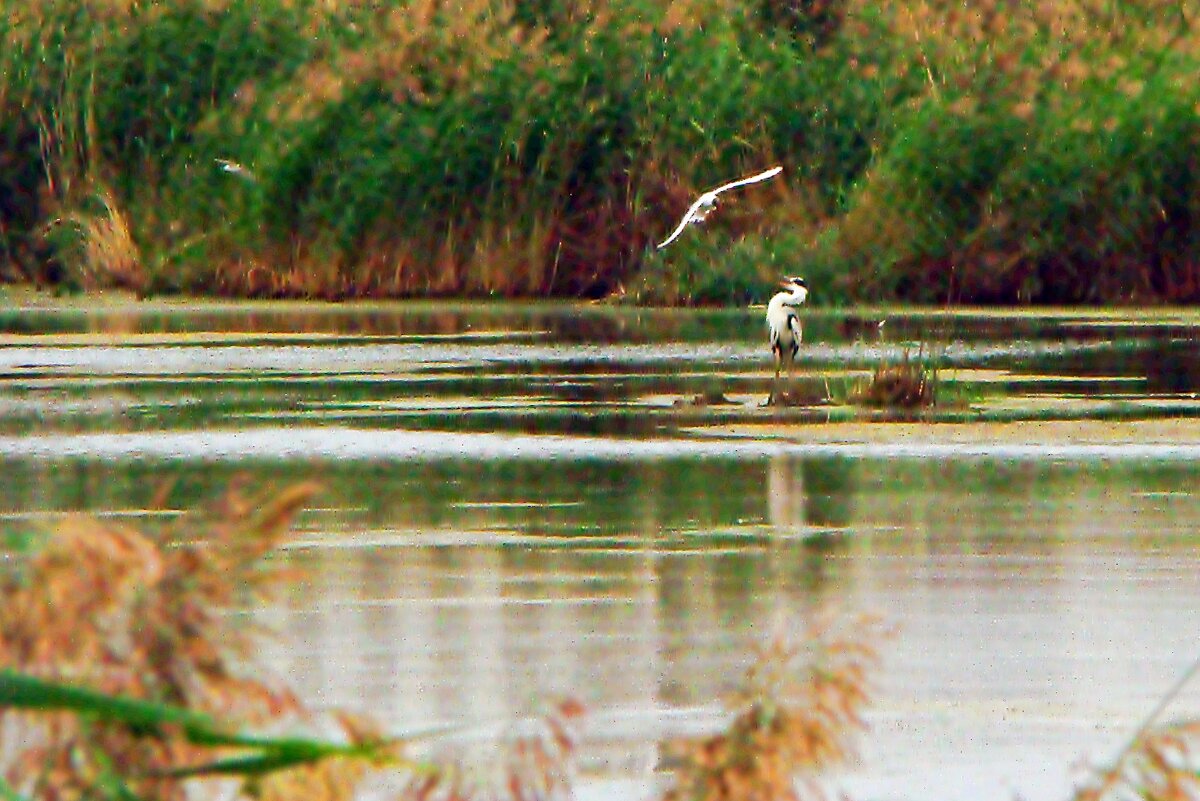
[{"xmin": 787, "ymin": 312, "xmax": 802, "ymax": 346}]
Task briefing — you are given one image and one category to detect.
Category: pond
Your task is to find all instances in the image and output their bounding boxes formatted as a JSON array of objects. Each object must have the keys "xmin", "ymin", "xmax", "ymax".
[{"xmin": 1, "ymin": 296, "xmax": 1200, "ymax": 801}]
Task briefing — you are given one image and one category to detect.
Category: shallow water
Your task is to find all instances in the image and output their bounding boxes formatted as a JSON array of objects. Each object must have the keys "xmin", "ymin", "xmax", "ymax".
[{"xmin": 2, "ymin": 297, "xmax": 1200, "ymax": 801}]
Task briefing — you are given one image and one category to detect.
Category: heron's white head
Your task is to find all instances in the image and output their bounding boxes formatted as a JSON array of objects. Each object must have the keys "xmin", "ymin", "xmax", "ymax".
[{"xmin": 779, "ymin": 276, "xmax": 808, "ymax": 305}]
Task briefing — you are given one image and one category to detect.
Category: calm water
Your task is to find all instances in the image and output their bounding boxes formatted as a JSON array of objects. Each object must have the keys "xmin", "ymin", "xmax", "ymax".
[{"xmin": 2, "ymin": 298, "xmax": 1200, "ymax": 801}]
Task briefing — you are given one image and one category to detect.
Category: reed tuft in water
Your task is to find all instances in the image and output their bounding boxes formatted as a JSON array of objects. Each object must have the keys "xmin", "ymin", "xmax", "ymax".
[
  {"xmin": 850, "ymin": 353, "xmax": 936, "ymax": 409},
  {"xmin": 660, "ymin": 611, "xmax": 887, "ymax": 801}
]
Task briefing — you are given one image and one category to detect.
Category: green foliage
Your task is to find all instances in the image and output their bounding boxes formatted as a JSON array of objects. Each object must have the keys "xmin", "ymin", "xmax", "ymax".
[
  {"xmin": 2, "ymin": 0, "xmax": 1199, "ymax": 303},
  {"xmin": 821, "ymin": 0, "xmax": 1200, "ymax": 304},
  {"xmin": 632, "ymin": 228, "xmax": 855, "ymax": 306},
  {"xmin": 94, "ymin": 3, "xmax": 315, "ymax": 174},
  {"xmin": 0, "ymin": 669, "xmax": 386, "ymax": 769}
]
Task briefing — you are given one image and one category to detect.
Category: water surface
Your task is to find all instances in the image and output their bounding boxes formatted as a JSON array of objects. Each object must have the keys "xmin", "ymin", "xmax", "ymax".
[{"xmin": 2, "ymin": 297, "xmax": 1200, "ymax": 801}]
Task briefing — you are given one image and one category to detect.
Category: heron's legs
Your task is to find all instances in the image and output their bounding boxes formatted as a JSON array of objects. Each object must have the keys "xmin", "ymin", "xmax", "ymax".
[
  {"xmin": 776, "ymin": 349, "xmax": 829, "ymax": 404},
  {"xmin": 769, "ymin": 349, "xmax": 783, "ymax": 405},
  {"xmin": 784, "ymin": 351, "xmax": 795, "ymax": 403}
]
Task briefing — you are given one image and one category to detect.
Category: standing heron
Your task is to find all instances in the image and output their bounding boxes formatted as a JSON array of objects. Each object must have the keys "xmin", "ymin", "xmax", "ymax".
[
  {"xmin": 656, "ymin": 166, "xmax": 783, "ymax": 249},
  {"xmin": 766, "ymin": 276, "xmax": 807, "ymax": 405}
]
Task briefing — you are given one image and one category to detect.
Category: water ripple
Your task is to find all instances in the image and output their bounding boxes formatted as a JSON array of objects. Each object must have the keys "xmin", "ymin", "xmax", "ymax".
[{"xmin": 2, "ymin": 426, "xmax": 1200, "ymax": 461}]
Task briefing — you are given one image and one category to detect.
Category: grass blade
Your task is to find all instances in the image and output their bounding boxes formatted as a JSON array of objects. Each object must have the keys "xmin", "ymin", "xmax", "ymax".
[
  {"xmin": 0, "ymin": 668, "xmax": 220, "ymax": 739},
  {"xmin": 0, "ymin": 669, "xmax": 396, "ymax": 768},
  {"xmin": 0, "ymin": 777, "xmax": 29, "ymax": 801}
]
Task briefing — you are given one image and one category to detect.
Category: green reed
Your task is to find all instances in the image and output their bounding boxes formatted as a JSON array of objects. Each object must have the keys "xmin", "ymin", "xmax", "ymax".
[{"xmin": 2, "ymin": 0, "xmax": 1198, "ymax": 303}]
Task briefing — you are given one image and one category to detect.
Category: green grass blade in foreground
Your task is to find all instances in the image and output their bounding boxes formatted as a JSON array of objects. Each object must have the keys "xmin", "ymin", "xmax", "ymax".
[
  {"xmin": 154, "ymin": 748, "xmax": 384, "ymax": 779},
  {"xmin": 0, "ymin": 777, "xmax": 29, "ymax": 801},
  {"xmin": 0, "ymin": 668, "xmax": 221, "ymax": 737},
  {"xmin": 0, "ymin": 669, "xmax": 395, "ymax": 768}
]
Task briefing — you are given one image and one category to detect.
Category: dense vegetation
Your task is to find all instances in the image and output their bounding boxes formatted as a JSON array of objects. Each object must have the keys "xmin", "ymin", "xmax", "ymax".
[{"xmin": 0, "ymin": 0, "xmax": 1197, "ymax": 305}]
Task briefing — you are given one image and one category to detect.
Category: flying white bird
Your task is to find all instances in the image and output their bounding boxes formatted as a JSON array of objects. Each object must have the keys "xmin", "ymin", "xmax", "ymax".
[
  {"xmin": 655, "ymin": 165, "xmax": 783, "ymax": 249},
  {"xmin": 215, "ymin": 158, "xmax": 256, "ymax": 182},
  {"xmin": 766, "ymin": 276, "xmax": 807, "ymax": 405}
]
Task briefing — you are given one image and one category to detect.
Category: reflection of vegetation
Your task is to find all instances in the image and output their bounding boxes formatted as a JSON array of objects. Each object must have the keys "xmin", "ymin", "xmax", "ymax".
[
  {"xmin": 0, "ymin": 481, "xmax": 586, "ymax": 800},
  {"xmin": 4, "ymin": 478, "xmax": 1200, "ymax": 799},
  {"xmin": 798, "ymin": 457, "xmax": 856, "ymax": 530}
]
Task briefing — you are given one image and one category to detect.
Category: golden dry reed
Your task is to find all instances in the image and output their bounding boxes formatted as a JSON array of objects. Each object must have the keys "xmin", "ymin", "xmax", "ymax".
[
  {"xmin": 1073, "ymin": 720, "xmax": 1200, "ymax": 801},
  {"xmin": 0, "ymin": 482, "xmax": 321, "ymax": 799},
  {"xmin": 0, "ymin": 481, "xmax": 584, "ymax": 801},
  {"xmin": 661, "ymin": 611, "xmax": 888, "ymax": 801}
]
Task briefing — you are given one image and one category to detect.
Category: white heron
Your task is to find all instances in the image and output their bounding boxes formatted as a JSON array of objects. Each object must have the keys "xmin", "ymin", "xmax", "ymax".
[
  {"xmin": 766, "ymin": 276, "xmax": 807, "ymax": 405},
  {"xmin": 655, "ymin": 166, "xmax": 783, "ymax": 249}
]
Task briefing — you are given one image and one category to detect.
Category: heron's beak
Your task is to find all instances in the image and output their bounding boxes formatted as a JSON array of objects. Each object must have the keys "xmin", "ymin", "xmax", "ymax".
[{"xmin": 779, "ymin": 280, "xmax": 794, "ymax": 289}]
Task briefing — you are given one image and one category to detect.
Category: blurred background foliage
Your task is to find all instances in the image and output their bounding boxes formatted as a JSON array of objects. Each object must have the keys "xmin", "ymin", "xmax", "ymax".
[{"xmin": 0, "ymin": 0, "xmax": 1197, "ymax": 305}]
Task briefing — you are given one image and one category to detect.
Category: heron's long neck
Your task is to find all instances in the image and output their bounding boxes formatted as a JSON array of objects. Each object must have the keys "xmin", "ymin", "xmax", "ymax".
[{"xmin": 769, "ymin": 289, "xmax": 804, "ymax": 311}]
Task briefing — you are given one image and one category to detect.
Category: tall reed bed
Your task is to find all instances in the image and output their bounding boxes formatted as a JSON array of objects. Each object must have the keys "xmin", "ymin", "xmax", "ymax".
[
  {"xmin": 1, "ymin": 0, "xmax": 1198, "ymax": 303},
  {"xmin": 824, "ymin": 0, "xmax": 1200, "ymax": 304}
]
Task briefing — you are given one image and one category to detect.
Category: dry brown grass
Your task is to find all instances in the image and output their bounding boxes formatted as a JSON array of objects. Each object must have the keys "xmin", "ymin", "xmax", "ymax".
[
  {"xmin": 1074, "ymin": 721, "xmax": 1200, "ymax": 801},
  {"xmin": 29, "ymin": 45, "xmax": 145, "ymax": 292},
  {"xmin": 0, "ymin": 481, "xmax": 320, "ymax": 799},
  {"xmin": 0, "ymin": 480, "xmax": 590, "ymax": 801},
  {"xmin": 55, "ymin": 187, "xmax": 147, "ymax": 291},
  {"xmin": 661, "ymin": 611, "xmax": 887, "ymax": 801},
  {"xmin": 390, "ymin": 698, "xmax": 585, "ymax": 801},
  {"xmin": 850, "ymin": 354, "xmax": 935, "ymax": 409}
]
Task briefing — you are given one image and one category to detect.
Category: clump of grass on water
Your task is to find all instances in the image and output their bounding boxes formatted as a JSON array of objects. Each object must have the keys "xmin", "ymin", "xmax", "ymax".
[{"xmin": 850, "ymin": 352, "xmax": 936, "ymax": 409}]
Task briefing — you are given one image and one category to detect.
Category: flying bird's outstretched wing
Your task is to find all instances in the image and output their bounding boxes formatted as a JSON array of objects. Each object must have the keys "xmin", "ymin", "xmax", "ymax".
[
  {"xmin": 656, "ymin": 193, "xmax": 716, "ymax": 249},
  {"xmin": 708, "ymin": 165, "xmax": 783, "ymax": 196},
  {"xmin": 655, "ymin": 165, "xmax": 782, "ymax": 250}
]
